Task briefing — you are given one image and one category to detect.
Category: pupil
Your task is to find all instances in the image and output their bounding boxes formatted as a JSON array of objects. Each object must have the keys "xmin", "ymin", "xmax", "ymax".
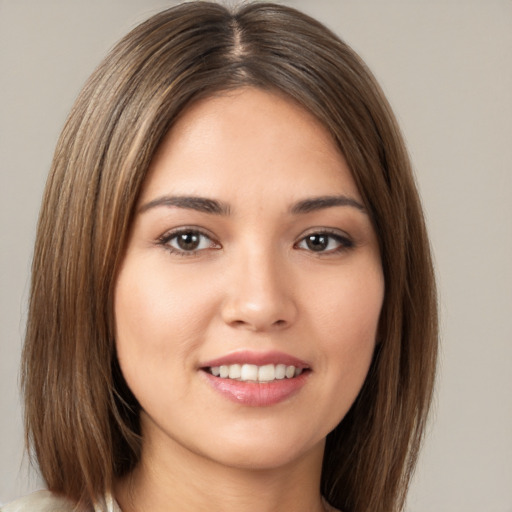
[
  {"xmin": 178, "ymin": 232, "xmax": 200, "ymax": 251},
  {"xmin": 306, "ymin": 234, "xmax": 327, "ymax": 251}
]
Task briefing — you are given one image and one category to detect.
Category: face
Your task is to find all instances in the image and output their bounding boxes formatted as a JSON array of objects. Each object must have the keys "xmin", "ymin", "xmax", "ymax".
[{"xmin": 114, "ymin": 88, "xmax": 384, "ymax": 473}]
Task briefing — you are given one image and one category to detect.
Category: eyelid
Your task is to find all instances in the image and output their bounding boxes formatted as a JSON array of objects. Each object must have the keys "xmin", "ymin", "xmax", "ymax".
[
  {"xmin": 294, "ymin": 228, "xmax": 354, "ymax": 253},
  {"xmin": 157, "ymin": 226, "xmax": 221, "ymax": 256},
  {"xmin": 156, "ymin": 226, "xmax": 354, "ymax": 257}
]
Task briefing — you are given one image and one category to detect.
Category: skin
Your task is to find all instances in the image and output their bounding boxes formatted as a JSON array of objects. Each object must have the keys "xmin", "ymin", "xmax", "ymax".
[{"xmin": 114, "ymin": 87, "xmax": 384, "ymax": 512}]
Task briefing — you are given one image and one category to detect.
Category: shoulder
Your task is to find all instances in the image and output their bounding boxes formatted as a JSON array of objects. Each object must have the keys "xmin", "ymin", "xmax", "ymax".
[{"xmin": 1, "ymin": 490, "xmax": 75, "ymax": 512}]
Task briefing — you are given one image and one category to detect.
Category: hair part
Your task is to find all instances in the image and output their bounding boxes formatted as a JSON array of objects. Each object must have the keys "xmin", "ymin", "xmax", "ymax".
[{"xmin": 22, "ymin": 3, "xmax": 437, "ymax": 511}]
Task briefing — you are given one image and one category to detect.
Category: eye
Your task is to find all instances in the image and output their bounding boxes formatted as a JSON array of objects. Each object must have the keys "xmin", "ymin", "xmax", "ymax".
[
  {"xmin": 159, "ymin": 228, "xmax": 220, "ymax": 255},
  {"xmin": 296, "ymin": 231, "xmax": 353, "ymax": 253}
]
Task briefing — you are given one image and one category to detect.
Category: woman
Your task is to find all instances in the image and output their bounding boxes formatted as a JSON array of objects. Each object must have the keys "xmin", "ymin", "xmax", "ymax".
[{"xmin": 6, "ymin": 2, "xmax": 437, "ymax": 512}]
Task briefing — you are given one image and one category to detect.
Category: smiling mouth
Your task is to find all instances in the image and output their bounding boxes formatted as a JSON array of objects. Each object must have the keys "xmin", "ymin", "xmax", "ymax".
[{"xmin": 203, "ymin": 363, "xmax": 307, "ymax": 383}]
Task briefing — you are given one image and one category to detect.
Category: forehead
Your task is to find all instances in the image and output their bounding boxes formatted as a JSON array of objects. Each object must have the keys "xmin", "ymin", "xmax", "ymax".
[{"xmin": 141, "ymin": 87, "xmax": 361, "ymax": 205}]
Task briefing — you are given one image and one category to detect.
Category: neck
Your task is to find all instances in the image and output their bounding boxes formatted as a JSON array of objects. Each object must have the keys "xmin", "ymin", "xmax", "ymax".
[{"xmin": 115, "ymin": 426, "xmax": 326, "ymax": 512}]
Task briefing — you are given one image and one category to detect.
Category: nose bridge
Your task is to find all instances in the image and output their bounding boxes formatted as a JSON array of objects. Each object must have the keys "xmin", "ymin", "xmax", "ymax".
[{"xmin": 221, "ymin": 238, "xmax": 297, "ymax": 331}]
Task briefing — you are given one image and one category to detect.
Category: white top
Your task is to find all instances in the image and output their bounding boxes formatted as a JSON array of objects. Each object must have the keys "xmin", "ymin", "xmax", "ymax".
[
  {"xmin": 1, "ymin": 490, "xmax": 121, "ymax": 512},
  {"xmin": 2, "ymin": 490, "xmax": 339, "ymax": 512}
]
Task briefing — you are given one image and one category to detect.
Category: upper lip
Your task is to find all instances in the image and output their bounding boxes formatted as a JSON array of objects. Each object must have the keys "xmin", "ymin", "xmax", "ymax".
[{"xmin": 200, "ymin": 350, "xmax": 310, "ymax": 369}]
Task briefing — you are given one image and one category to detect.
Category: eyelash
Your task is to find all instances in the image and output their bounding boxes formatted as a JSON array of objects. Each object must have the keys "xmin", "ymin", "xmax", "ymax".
[
  {"xmin": 157, "ymin": 228, "xmax": 219, "ymax": 257},
  {"xmin": 157, "ymin": 228, "xmax": 354, "ymax": 257},
  {"xmin": 294, "ymin": 230, "xmax": 354, "ymax": 254}
]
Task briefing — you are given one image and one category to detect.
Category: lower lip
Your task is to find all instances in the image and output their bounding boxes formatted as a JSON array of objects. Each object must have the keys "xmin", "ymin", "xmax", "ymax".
[{"xmin": 202, "ymin": 371, "xmax": 309, "ymax": 407}]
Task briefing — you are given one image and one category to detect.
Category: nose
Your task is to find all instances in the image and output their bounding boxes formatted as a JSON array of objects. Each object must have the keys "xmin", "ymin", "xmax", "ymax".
[{"xmin": 221, "ymin": 247, "xmax": 298, "ymax": 332}]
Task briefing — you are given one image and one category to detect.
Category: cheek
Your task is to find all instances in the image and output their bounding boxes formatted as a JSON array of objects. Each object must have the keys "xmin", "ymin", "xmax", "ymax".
[
  {"xmin": 114, "ymin": 263, "xmax": 215, "ymax": 354},
  {"xmin": 307, "ymin": 261, "xmax": 384, "ymax": 394},
  {"xmin": 113, "ymin": 263, "xmax": 211, "ymax": 411},
  {"xmin": 113, "ymin": 261, "xmax": 229, "ymax": 408},
  {"xmin": 311, "ymin": 262, "xmax": 384, "ymax": 342}
]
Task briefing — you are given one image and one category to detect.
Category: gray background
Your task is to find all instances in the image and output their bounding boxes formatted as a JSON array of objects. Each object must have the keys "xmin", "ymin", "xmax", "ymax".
[{"xmin": 1, "ymin": 1, "xmax": 511, "ymax": 510}]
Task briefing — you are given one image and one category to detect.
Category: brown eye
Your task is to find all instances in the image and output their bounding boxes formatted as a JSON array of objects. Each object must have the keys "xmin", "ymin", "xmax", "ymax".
[
  {"xmin": 162, "ymin": 229, "xmax": 219, "ymax": 255},
  {"xmin": 297, "ymin": 231, "xmax": 354, "ymax": 253},
  {"xmin": 175, "ymin": 232, "xmax": 201, "ymax": 251},
  {"xmin": 304, "ymin": 234, "xmax": 329, "ymax": 252}
]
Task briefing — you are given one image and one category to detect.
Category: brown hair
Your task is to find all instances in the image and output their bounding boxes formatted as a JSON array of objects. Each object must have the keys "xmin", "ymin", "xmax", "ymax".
[{"xmin": 22, "ymin": 2, "xmax": 437, "ymax": 511}]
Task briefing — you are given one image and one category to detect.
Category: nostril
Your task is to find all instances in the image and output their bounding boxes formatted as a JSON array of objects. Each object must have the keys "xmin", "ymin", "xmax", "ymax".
[
  {"xmin": 227, "ymin": 318, "xmax": 288, "ymax": 331},
  {"xmin": 221, "ymin": 293, "xmax": 297, "ymax": 331}
]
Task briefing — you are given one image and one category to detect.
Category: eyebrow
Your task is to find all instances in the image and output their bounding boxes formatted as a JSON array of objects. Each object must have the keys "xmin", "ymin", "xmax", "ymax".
[
  {"xmin": 290, "ymin": 195, "xmax": 366, "ymax": 214},
  {"xmin": 139, "ymin": 195, "xmax": 231, "ymax": 215},
  {"xmin": 139, "ymin": 194, "xmax": 365, "ymax": 216}
]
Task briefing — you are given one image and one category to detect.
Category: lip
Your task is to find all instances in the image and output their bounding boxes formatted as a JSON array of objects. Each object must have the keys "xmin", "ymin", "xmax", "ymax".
[
  {"xmin": 199, "ymin": 350, "xmax": 311, "ymax": 407},
  {"xmin": 200, "ymin": 350, "xmax": 310, "ymax": 369},
  {"xmin": 201, "ymin": 370, "xmax": 309, "ymax": 407}
]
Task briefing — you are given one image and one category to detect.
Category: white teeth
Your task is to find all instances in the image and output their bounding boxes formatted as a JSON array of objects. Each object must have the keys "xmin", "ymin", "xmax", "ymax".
[
  {"xmin": 207, "ymin": 363, "xmax": 305, "ymax": 382},
  {"xmin": 258, "ymin": 364, "xmax": 275, "ymax": 382},
  {"xmin": 275, "ymin": 364, "xmax": 286, "ymax": 379},
  {"xmin": 228, "ymin": 364, "xmax": 241, "ymax": 379},
  {"xmin": 241, "ymin": 364, "xmax": 258, "ymax": 381},
  {"xmin": 285, "ymin": 365, "xmax": 295, "ymax": 379}
]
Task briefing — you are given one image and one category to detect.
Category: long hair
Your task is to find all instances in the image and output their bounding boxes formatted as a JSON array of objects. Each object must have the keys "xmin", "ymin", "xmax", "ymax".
[{"xmin": 22, "ymin": 3, "xmax": 437, "ymax": 511}]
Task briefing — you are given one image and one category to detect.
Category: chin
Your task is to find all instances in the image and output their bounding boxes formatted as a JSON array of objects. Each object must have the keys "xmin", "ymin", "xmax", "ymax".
[{"xmin": 194, "ymin": 424, "xmax": 327, "ymax": 472}]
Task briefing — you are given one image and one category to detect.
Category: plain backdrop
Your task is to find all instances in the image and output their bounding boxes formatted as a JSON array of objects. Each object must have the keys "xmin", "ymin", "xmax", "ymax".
[{"xmin": 1, "ymin": 1, "xmax": 511, "ymax": 511}]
